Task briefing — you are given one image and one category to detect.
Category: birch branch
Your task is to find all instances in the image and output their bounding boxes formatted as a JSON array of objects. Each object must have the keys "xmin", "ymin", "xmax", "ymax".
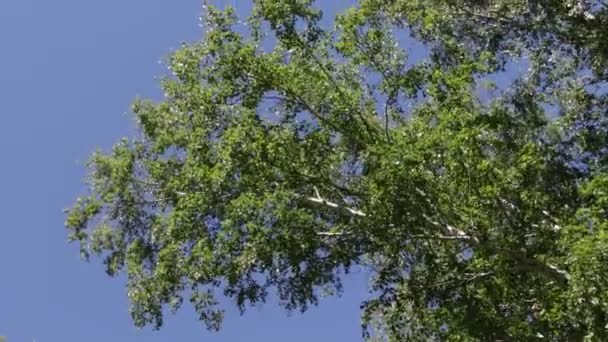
[
  {"xmin": 305, "ymin": 187, "xmax": 570, "ymax": 282},
  {"xmin": 317, "ymin": 231, "xmax": 348, "ymax": 237},
  {"xmin": 306, "ymin": 186, "xmax": 366, "ymax": 217},
  {"xmin": 422, "ymin": 214, "xmax": 479, "ymax": 243}
]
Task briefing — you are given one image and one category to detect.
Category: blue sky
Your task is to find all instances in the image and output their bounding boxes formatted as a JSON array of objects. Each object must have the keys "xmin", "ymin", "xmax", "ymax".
[{"xmin": 0, "ymin": 1, "xmax": 373, "ymax": 341}]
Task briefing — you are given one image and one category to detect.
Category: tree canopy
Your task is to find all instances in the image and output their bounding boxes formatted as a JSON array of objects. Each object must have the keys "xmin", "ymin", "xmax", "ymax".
[{"xmin": 66, "ymin": 0, "xmax": 608, "ymax": 340}]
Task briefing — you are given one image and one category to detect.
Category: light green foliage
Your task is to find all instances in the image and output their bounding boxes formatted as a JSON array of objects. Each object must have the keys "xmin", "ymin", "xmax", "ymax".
[{"xmin": 66, "ymin": 0, "xmax": 608, "ymax": 340}]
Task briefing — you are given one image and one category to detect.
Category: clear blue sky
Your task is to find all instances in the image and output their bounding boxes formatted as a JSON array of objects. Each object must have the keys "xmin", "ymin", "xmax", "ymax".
[{"xmin": 0, "ymin": 1, "xmax": 372, "ymax": 341}]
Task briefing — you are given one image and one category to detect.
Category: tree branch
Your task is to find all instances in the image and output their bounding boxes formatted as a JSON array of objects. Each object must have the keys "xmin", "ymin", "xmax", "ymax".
[
  {"xmin": 305, "ymin": 186, "xmax": 366, "ymax": 217},
  {"xmin": 317, "ymin": 231, "xmax": 348, "ymax": 237},
  {"xmin": 292, "ymin": 34, "xmax": 378, "ymax": 143},
  {"xmin": 436, "ymin": 271, "xmax": 494, "ymax": 288},
  {"xmin": 305, "ymin": 189, "xmax": 570, "ymax": 283},
  {"xmin": 421, "ymin": 214, "xmax": 479, "ymax": 243}
]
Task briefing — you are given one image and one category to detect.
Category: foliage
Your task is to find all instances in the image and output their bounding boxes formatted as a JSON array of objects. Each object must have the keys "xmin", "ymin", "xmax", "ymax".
[{"xmin": 66, "ymin": 0, "xmax": 608, "ymax": 340}]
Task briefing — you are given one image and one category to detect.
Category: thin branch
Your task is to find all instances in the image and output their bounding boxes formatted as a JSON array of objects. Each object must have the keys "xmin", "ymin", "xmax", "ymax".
[
  {"xmin": 313, "ymin": 185, "xmax": 321, "ymax": 199},
  {"xmin": 305, "ymin": 192, "xmax": 367, "ymax": 217},
  {"xmin": 422, "ymin": 214, "xmax": 479, "ymax": 243},
  {"xmin": 408, "ymin": 234, "xmax": 474, "ymax": 241},
  {"xmin": 457, "ymin": 7, "xmax": 513, "ymax": 25},
  {"xmin": 317, "ymin": 231, "xmax": 348, "ymax": 237},
  {"xmin": 460, "ymin": 271, "xmax": 495, "ymax": 284},
  {"xmin": 435, "ymin": 271, "xmax": 494, "ymax": 289},
  {"xmin": 353, "ymin": 31, "xmax": 399, "ymax": 144},
  {"xmin": 292, "ymin": 34, "xmax": 378, "ymax": 142},
  {"xmin": 279, "ymin": 86, "xmax": 352, "ymax": 141},
  {"xmin": 384, "ymin": 99, "xmax": 392, "ymax": 143}
]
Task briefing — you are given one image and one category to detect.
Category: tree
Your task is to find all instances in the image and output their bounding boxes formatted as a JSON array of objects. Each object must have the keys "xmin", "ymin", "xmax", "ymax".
[{"xmin": 66, "ymin": 0, "xmax": 608, "ymax": 340}]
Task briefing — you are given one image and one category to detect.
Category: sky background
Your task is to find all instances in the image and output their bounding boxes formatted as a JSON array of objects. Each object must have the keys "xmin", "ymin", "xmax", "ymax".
[{"xmin": 0, "ymin": 1, "xmax": 375, "ymax": 341}]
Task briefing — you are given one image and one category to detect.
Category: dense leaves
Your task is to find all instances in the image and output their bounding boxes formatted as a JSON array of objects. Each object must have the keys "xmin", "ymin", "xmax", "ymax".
[{"xmin": 66, "ymin": 1, "xmax": 608, "ymax": 340}]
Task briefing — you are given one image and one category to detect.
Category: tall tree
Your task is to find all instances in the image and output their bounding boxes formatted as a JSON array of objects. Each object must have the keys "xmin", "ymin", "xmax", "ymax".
[{"xmin": 66, "ymin": 0, "xmax": 608, "ymax": 340}]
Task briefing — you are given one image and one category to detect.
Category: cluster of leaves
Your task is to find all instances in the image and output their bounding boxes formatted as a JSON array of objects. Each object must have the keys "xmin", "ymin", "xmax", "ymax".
[{"xmin": 66, "ymin": 0, "xmax": 608, "ymax": 340}]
